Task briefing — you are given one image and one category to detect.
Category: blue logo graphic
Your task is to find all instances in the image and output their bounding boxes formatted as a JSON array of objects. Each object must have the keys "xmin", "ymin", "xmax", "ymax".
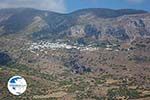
[{"xmin": 7, "ymin": 76, "xmax": 27, "ymax": 95}]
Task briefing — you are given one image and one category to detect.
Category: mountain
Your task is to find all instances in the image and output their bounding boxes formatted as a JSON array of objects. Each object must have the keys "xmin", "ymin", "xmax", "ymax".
[
  {"xmin": 0, "ymin": 8, "xmax": 149, "ymax": 42},
  {"xmin": 70, "ymin": 8, "xmax": 147, "ymax": 18},
  {"xmin": 0, "ymin": 8, "xmax": 150, "ymax": 100}
]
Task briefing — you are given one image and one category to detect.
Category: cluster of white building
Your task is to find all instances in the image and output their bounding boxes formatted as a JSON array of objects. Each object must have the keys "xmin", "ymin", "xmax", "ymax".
[{"xmin": 28, "ymin": 41, "xmax": 98, "ymax": 52}]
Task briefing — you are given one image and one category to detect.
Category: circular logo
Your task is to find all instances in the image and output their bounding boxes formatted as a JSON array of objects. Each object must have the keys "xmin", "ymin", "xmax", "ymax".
[{"xmin": 7, "ymin": 76, "xmax": 27, "ymax": 95}]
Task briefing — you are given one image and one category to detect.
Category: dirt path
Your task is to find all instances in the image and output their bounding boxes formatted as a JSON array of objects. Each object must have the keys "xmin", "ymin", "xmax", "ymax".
[{"xmin": 33, "ymin": 91, "xmax": 67, "ymax": 99}]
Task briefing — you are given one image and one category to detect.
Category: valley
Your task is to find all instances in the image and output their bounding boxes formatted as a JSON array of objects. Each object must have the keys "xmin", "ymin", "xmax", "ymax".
[
  {"xmin": 0, "ymin": 34, "xmax": 150, "ymax": 100},
  {"xmin": 0, "ymin": 8, "xmax": 150, "ymax": 100}
]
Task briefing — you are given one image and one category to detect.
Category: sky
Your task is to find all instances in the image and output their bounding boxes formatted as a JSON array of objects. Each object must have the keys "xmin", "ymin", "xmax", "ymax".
[{"xmin": 0, "ymin": 0, "xmax": 149, "ymax": 13}]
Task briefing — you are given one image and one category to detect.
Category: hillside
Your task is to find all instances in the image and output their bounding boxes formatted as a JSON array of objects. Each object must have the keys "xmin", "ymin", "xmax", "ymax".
[
  {"xmin": 0, "ymin": 8, "xmax": 149, "ymax": 42},
  {"xmin": 0, "ymin": 8, "xmax": 150, "ymax": 100}
]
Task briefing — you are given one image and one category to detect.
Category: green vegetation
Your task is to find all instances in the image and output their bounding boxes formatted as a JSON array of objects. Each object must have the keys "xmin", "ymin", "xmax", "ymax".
[
  {"xmin": 128, "ymin": 55, "xmax": 150, "ymax": 63},
  {"xmin": 107, "ymin": 87, "xmax": 140, "ymax": 99},
  {"xmin": 94, "ymin": 78, "xmax": 105, "ymax": 85},
  {"xmin": 67, "ymin": 81, "xmax": 89, "ymax": 93},
  {"xmin": 7, "ymin": 63, "xmax": 56, "ymax": 81},
  {"xmin": 58, "ymin": 79, "xmax": 73, "ymax": 86}
]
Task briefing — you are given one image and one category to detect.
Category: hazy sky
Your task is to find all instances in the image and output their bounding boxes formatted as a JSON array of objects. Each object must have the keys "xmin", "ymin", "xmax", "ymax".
[{"xmin": 0, "ymin": 0, "xmax": 149, "ymax": 13}]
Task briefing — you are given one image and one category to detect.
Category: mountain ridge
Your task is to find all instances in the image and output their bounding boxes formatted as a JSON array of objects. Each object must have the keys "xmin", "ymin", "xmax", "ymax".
[{"xmin": 0, "ymin": 8, "xmax": 149, "ymax": 42}]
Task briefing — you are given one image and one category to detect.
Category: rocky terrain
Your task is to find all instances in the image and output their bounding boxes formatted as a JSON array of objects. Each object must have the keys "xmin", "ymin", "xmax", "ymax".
[
  {"xmin": 0, "ymin": 8, "xmax": 150, "ymax": 100},
  {"xmin": 0, "ymin": 8, "xmax": 149, "ymax": 41}
]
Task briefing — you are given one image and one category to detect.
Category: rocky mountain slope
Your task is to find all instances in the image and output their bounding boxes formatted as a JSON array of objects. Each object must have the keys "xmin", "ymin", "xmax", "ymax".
[
  {"xmin": 0, "ymin": 8, "xmax": 150, "ymax": 100},
  {"xmin": 0, "ymin": 8, "xmax": 149, "ymax": 42}
]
